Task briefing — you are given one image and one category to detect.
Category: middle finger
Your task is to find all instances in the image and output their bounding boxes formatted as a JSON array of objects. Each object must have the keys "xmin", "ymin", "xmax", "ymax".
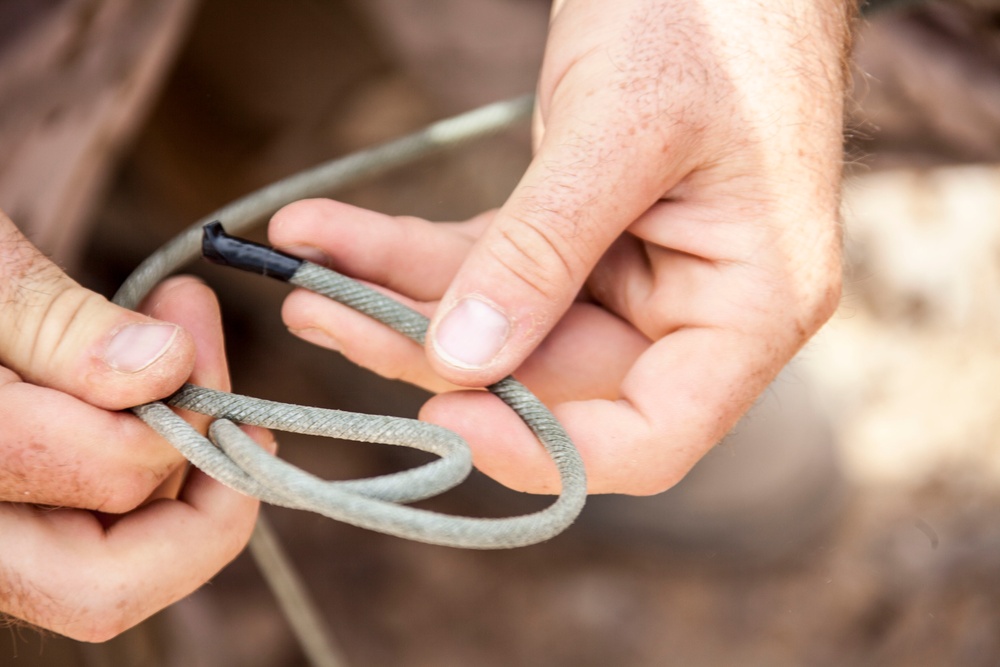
[{"xmin": 269, "ymin": 199, "xmax": 482, "ymax": 301}]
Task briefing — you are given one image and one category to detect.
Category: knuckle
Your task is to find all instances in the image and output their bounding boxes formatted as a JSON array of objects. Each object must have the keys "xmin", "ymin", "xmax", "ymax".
[
  {"xmin": 93, "ymin": 467, "xmax": 164, "ymax": 514},
  {"xmin": 789, "ymin": 250, "xmax": 844, "ymax": 341},
  {"xmin": 814, "ymin": 266, "xmax": 843, "ymax": 324},
  {"xmin": 626, "ymin": 470, "xmax": 686, "ymax": 497},
  {"xmin": 489, "ymin": 207, "xmax": 586, "ymax": 301},
  {"xmin": 60, "ymin": 594, "xmax": 140, "ymax": 643},
  {"xmin": 29, "ymin": 288, "xmax": 103, "ymax": 370},
  {"xmin": 601, "ymin": 431, "xmax": 707, "ymax": 496},
  {"xmin": 0, "ymin": 411, "xmax": 177, "ymax": 510},
  {"xmin": 4, "ymin": 577, "xmax": 136, "ymax": 643},
  {"xmin": 220, "ymin": 516, "xmax": 257, "ymax": 562},
  {"xmin": 64, "ymin": 611, "xmax": 134, "ymax": 643},
  {"xmin": 606, "ymin": 455, "xmax": 691, "ymax": 496},
  {"xmin": 270, "ymin": 198, "xmax": 336, "ymax": 242},
  {"xmin": 0, "ymin": 281, "xmax": 67, "ymax": 368},
  {"xmin": 365, "ymin": 353, "xmax": 432, "ymax": 390},
  {"xmin": 95, "ymin": 486, "xmax": 150, "ymax": 515},
  {"xmin": 354, "ymin": 350, "xmax": 408, "ymax": 383}
]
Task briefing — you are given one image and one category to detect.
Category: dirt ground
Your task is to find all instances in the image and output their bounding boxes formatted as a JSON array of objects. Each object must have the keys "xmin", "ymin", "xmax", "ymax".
[{"xmin": 5, "ymin": 1, "xmax": 1000, "ymax": 665}]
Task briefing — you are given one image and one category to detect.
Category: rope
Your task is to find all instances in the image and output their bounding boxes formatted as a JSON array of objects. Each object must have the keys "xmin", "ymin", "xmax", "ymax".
[
  {"xmin": 113, "ymin": 95, "xmax": 587, "ymax": 549},
  {"xmin": 114, "ymin": 95, "xmax": 535, "ymax": 309},
  {"xmin": 249, "ymin": 514, "xmax": 350, "ymax": 667}
]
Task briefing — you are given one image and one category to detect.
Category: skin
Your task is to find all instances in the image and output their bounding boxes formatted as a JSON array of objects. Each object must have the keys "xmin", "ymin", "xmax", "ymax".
[
  {"xmin": 0, "ymin": 212, "xmax": 272, "ymax": 640},
  {"xmin": 270, "ymin": 0, "xmax": 852, "ymax": 495},
  {"xmin": 0, "ymin": 0, "xmax": 851, "ymax": 641}
]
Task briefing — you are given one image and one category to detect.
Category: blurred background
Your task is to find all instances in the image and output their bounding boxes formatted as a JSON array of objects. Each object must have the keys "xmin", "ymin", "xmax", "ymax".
[{"xmin": 2, "ymin": 0, "xmax": 1000, "ymax": 665}]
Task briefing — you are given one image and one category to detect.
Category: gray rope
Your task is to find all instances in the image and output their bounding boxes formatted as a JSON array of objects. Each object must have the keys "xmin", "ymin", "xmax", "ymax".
[
  {"xmin": 115, "ymin": 96, "xmax": 587, "ymax": 549},
  {"xmin": 249, "ymin": 513, "xmax": 350, "ymax": 667},
  {"xmin": 114, "ymin": 95, "xmax": 534, "ymax": 311}
]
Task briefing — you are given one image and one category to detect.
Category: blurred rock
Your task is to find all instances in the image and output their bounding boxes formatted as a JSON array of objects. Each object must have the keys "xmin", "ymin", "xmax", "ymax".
[{"xmin": 851, "ymin": 0, "xmax": 1000, "ymax": 167}]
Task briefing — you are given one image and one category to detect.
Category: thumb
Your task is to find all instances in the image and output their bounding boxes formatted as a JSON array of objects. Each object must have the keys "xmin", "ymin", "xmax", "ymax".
[
  {"xmin": 0, "ymin": 212, "xmax": 195, "ymax": 409},
  {"xmin": 427, "ymin": 105, "xmax": 670, "ymax": 386}
]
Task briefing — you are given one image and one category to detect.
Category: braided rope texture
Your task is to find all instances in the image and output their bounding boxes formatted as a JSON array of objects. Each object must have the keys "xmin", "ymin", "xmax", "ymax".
[{"xmin": 115, "ymin": 97, "xmax": 587, "ymax": 549}]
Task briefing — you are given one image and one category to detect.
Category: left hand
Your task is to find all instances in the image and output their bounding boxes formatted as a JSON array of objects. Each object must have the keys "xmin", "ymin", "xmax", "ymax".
[{"xmin": 0, "ymin": 277, "xmax": 274, "ymax": 641}]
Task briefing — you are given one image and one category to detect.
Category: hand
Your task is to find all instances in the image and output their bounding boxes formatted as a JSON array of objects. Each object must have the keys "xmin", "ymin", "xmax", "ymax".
[
  {"xmin": 0, "ymin": 212, "xmax": 271, "ymax": 640},
  {"xmin": 269, "ymin": 0, "xmax": 850, "ymax": 495}
]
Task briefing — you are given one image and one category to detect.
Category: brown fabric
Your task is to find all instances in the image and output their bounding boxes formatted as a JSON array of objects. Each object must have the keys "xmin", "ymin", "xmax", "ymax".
[{"xmin": 0, "ymin": 0, "xmax": 197, "ymax": 266}]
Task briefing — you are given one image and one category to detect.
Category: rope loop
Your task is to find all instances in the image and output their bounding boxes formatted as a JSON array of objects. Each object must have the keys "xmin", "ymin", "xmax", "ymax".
[{"xmin": 115, "ymin": 97, "xmax": 587, "ymax": 549}]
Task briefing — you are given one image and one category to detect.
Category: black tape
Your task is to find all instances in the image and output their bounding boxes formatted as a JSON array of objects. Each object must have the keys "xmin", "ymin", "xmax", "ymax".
[{"xmin": 202, "ymin": 221, "xmax": 303, "ymax": 281}]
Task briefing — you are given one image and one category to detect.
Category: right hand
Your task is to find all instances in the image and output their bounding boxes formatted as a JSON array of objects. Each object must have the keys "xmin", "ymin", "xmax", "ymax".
[
  {"xmin": 0, "ymin": 210, "xmax": 271, "ymax": 641},
  {"xmin": 269, "ymin": 0, "xmax": 850, "ymax": 496}
]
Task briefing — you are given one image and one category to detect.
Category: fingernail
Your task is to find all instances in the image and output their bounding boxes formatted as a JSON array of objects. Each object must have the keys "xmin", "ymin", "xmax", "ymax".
[
  {"xmin": 281, "ymin": 245, "xmax": 331, "ymax": 266},
  {"xmin": 433, "ymin": 297, "xmax": 510, "ymax": 369},
  {"xmin": 104, "ymin": 323, "xmax": 178, "ymax": 373}
]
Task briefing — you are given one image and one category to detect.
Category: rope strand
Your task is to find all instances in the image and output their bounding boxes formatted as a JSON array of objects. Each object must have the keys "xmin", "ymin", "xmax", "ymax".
[{"xmin": 115, "ymin": 95, "xmax": 587, "ymax": 549}]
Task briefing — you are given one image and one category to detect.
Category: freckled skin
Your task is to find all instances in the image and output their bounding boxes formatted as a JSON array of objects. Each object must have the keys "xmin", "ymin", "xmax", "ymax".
[
  {"xmin": 271, "ymin": 0, "xmax": 852, "ymax": 496},
  {"xmin": 0, "ymin": 271, "xmax": 267, "ymax": 640},
  {"xmin": 0, "ymin": 0, "xmax": 852, "ymax": 640}
]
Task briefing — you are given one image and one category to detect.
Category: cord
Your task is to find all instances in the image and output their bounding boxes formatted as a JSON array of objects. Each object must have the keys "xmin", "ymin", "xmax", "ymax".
[{"xmin": 113, "ymin": 95, "xmax": 586, "ymax": 549}]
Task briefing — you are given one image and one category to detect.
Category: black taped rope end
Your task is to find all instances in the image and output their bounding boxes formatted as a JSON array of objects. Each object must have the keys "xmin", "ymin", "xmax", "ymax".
[{"xmin": 202, "ymin": 221, "xmax": 303, "ymax": 281}]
